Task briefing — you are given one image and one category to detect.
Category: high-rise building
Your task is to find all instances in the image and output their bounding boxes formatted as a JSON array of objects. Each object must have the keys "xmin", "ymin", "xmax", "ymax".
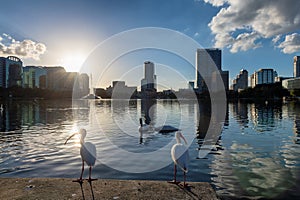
[
  {"xmin": 196, "ymin": 48, "xmax": 221, "ymax": 90},
  {"xmin": 44, "ymin": 66, "xmax": 66, "ymax": 90},
  {"xmin": 250, "ymin": 74, "xmax": 255, "ymax": 88},
  {"xmin": 141, "ymin": 61, "xmax": 157, "ymax": 92},
  {"xmin": 0, "ymin": 56, "xmax": 23, "ymax": 88},
  {"xmin": 73, "ymin": 73, "xmax": 89, "ymax": 98},
  {"xmin": 77, "ymin": 73, "xmax": 89, "ymax": 95},
  {"xmin": 220, "ymin": 70, "xmax": 229, "ymax": 91},
  {"xmin": 196, "ymin": 48, "xmax": 228, "ymax": 92},
  {"xmin": 250, "ymin": 68, "xmax": 277, "ymax": 88},
  {"xmin": 63, "ymin": 72, "xmax": 78, "ymax": 91},
  {"xmin": 0, "ymin": 57, "xmax": 6, "ymax": 88},
  {"xmin": 23, "ymin": 66, "xmax": 46, "ymax": 88},
  {"xmin": 294, "ymin": 56, "xmax": 300, "ymax": 77},
  {"xmin": 231, "ymin": 69, "xmax": 248, "ymax": 91}
]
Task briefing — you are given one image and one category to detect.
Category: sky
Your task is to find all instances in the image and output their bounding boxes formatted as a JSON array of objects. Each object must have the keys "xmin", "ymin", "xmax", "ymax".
[{"xmin": 0, "ymin": 0, "xmax": 300, "ymax": 90}]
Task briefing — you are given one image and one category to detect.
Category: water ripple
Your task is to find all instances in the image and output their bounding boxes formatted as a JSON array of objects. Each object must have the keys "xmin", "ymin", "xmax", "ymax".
[{"xmin": 0, "ymin": 100, "xmax": 299, "ymax": 199}]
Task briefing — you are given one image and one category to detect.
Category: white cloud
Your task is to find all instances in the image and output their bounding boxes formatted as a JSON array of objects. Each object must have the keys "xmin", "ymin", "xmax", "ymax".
[
  {"xmin": 203, "ymin": 0, "xmax": 227, "ymax": 7},
  {"xmin": 230, "ymin": 32, "xmax": 261, "ymax": 53},
  {"xmin": 206, "ymin": 0, "xmax": 300, "ymax": 53},
  {"xmin": 278, "ymin": 33, "xmax": 300, "ymax": 54},
  {"xmin": 272, "ymin": 35, "xmax": 282, "ymax": 45},
  {"xmin": 0, "ymin": 33, "xmax": 46, "ymax": 60}
]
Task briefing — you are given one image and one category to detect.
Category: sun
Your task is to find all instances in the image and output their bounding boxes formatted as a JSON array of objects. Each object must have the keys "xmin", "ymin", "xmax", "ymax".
[{"xmin": 60, "ymin": 52, "xmax": 87, "ymax": 72}]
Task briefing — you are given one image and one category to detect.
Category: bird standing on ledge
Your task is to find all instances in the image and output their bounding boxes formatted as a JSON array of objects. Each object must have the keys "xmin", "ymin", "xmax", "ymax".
[
  {"xmin": 168, "ymin": 131, "xmax": 189, "ymax": 187},
  {"xmin": 64, "ymin": 128, "xmax": 97, "ymax": 183}
]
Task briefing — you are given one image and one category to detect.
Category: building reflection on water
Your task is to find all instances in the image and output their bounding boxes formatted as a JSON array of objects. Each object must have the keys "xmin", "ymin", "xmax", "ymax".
[
  {"xmin": 196, "ymin": 99, "xmax": 228, "ymax": 146},
  {"xmin": 291, "ymin": 103, "xmax": 300, "ymax": 144},
  {"xmin": 231, "ymin": 100, "xmax": 248, "ymax": 127},
  {"xmin": 0, "ymin": 99, "xmax": 299, "ymax": 199},
  {"xmin": 250, "ymin": 101, "xmax": 282, "ymax": 132},
  {"xmin": 0, "ymin": 101, "xmax": 22, "ymax": 131},
  {"xmin": 197, "ymin": 100, "xmax": 211, "ymax": 140},
  {"xmin": 0, "ymin": 100, "xmax": 79, "ymax": 132},
  {"xmin": 208, "ymin": 101, "xmax": 300, "ymax": 199},
  {"xmin": 141, "ymin": 99, "xmax": 156, "ymax": 125}
]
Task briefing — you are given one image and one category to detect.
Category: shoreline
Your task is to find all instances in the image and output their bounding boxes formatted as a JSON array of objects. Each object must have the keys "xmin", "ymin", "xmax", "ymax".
[{"xmin": 0, "ymin": 178, "xmax": 219, "ymax": 200}]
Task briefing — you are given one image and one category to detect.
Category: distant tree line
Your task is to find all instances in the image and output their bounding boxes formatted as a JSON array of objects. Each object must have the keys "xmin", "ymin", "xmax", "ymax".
[
  {"xmin": 1, "ymin": 83, "xmax": 296, "ymax": 100},
  {"xmin": 0, "ymin": 87, "xmax": 73, "ymax": 99},
  {"xmin": 234, "ymin": 83, "xmax": 290, "ymax": 100}
]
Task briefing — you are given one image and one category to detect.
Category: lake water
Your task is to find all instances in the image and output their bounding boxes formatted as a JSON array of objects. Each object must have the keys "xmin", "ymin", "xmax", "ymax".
[{"xmin": 0, "ymin": 99, "xmax": 299, "ymax": 199}]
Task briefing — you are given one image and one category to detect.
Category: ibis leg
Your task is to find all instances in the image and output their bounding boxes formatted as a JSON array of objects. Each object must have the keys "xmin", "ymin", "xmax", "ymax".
[
  {"xmin": 182, "ymin": 167, "xmax": 189, "ymax": 188},
  {"xmin": 73, "ymin": 160, "xmax": 84, "ymax": 184},
  {"xmin": 80, "ymin": 159, "xmax": 84, "ymax": 180},
  {"xmin": 183, "ymin": 170, "xmax": 186, "ymax": 187},
  {"xmin": 87, "ymin": 166, "xmax": 97, "ymax": 182},
  {"xmin": 168, "ymin": 164, "xmax": 180, "ymax": 184},
  {"xmin": 174, "ymin": 164, "xmax": 177, "ymax": 183},
  {"xmin": 89, "ymin": 166, "xmax": 92, "ymax": 180}
]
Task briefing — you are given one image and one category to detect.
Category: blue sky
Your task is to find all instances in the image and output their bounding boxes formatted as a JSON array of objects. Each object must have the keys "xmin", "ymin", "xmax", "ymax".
[{"xmin": 0, "ymin": 0, "xmax": 300, "ymax": 90}]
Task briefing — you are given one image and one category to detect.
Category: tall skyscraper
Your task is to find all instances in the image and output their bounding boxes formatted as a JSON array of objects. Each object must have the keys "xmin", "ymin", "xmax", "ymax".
[
  {"xmin": 141, "ymin": 61, "xmax": 156, "ymax": 92},
  {"xmin": 0, "ymin": 56, "xmax": 23, "ymax": 88},
  {"xmin": 231, "ymin": 69, "xmax": 248, "ymax": 91},
  {"xmin": 196, "ymin": 48, "xmax": 227, "ymax": 92},
  {"xmin": 294, "ymin": 56, "xmax": 300, "ymax": 77}
]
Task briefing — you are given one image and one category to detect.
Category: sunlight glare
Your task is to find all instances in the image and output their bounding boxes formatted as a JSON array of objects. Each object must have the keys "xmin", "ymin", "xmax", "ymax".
[
  {"xmin": 68, "ymin": 125, "xmax": 81, "ymax": 147},
  {"xmin": 59, "ymin": 52, "xmax": 86, "ymax": 72}
]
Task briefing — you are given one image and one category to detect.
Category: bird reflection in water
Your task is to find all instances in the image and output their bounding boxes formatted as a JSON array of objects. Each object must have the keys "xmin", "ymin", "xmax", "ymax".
[
  {"xmin": 64, "ymin": 128, "xmax": 96, "ymax": 199},
  {"xmin": 139, "ymin": 99, "xmax": 179, "ymax": 143},
  {"xmin": 139, "ymin": 99, "xmax": 156, "ymax": 144},
  {"xmin": 139, "ymin": 117, "xmax": 156, "ymax": 144}
]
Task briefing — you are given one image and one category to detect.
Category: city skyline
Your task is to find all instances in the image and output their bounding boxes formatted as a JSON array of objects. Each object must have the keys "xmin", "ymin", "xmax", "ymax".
[
  {"xmin": 0, "ymin": 0, "xmax": 300, "ymax": 90},
  {"xmin": 0, "ymin": 52, "xmax": 296, "ymax": 93}
]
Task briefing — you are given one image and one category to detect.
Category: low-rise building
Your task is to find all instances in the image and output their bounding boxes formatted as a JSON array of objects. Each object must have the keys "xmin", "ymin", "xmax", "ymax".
[
  {"xmin": 106, "ymin": 81, "xmax": 137, "ymax": 99},
  {"xmin": 282, "ymin": 77, "xmax": 300, "ymax": 90}
]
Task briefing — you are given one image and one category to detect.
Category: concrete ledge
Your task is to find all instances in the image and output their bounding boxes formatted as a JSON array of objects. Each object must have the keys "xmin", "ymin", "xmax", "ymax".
[{"xmin": 0, "ymin": 178, "xmax": 219, "ymax": 200}]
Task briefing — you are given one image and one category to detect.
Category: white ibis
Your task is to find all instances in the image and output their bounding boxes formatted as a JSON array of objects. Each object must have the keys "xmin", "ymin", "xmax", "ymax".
[
  {"xmin": 64, "ymin": 128, "xmax": 97, "ymax": 183},
  {"xmin": 168, "ymin": 131, "xmax": 189, "ymax": 187}
]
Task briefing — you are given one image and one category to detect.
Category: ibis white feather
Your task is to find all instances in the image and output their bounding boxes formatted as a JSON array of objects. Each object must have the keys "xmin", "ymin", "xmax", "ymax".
[
  {"xmin": 65, "ymin": 128, "xmax": 97, "ymax": 182},
  {"xmin": 171, "ymin": 143, "xmax": 189, "ymax": 173},
  {"xmin": 169, "ymin": 131, "xmax": 189, "ymax": 187}
]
